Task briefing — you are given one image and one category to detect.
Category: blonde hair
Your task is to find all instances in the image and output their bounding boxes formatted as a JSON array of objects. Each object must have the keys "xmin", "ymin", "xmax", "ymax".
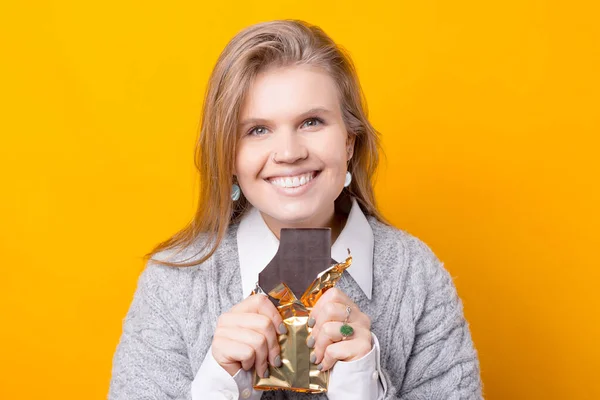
[{"xmin": 145, "ymin": 19, "xmax": 387, "ymax": 267}]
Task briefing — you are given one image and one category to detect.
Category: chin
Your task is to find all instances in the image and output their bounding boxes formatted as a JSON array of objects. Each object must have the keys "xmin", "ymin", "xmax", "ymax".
[
  {"xmin": 270, "ymin": 207, "xmax": 316, "ymax": 225},
  {"xmin": 269, "ymin": 197, "xmax": 333, "ymax": 226}
]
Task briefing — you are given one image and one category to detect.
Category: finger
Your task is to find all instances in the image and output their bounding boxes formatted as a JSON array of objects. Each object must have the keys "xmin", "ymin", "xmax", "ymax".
[
  {"xmin": 232, "ymin": 294, "xmax": 286, "ymax": 335},
  {"xmin": 319, "ymin": 340, "xmax": 351, "ymax": 371},
  {"xmin": 311, "ymin": 321, "xmax": 340, "ymax": 363},
  {"xmin": 312, "ymin": 322, "xmax": 369, "ymax": 365},
  {"xmin": 309, "ymin": 288, "xmax": 357, "ymax": 328},
  {"xmin": 216, "ymin": 327, "xmax": 270, "ymax": 378},
  {"xmin": 318, "ymin": 338, "xmax": 373, "ymax": 372},
  {"xmin": 217, "ymin": 313, "xmax": 280, "ymax": 366},
  {"xmin": 310, "ymin": 302, "xmax": 369, "ymax": 339},
  {"xmin": 212, "ymin": 336, "xmax": 256, "ymax": 371}
]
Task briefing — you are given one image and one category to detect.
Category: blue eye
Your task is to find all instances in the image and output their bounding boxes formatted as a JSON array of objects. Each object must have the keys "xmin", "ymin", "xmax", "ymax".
[
  {"xmin": 302, "ymin": 117, "xmax": 324, "ymax": 128},
  {"xmin": 248, "ymin": 126, "xmax": 268, "ymax": 136},
  {"xmin": 246, "ymin": 117, "xmax": 324, "ymax": 136}
]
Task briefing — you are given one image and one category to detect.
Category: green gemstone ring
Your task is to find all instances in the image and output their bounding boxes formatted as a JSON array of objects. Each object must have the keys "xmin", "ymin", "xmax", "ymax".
[{"xmin": 340, "ymin": 323, "xmax": 354, "ymax": 339}]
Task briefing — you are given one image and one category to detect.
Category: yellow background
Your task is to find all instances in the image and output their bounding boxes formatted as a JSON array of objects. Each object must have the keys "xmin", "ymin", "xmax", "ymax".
[{"xmin": 1, "ymin": 1, "xmax": 598, "ymax": 399}]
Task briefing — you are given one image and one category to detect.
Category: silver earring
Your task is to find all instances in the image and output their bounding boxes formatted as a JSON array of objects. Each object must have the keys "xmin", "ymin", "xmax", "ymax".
[
  {"xmin": 231, "ymin": 183, "xmax": 241, "ymax": 201},
  {"xmin": 344, "ymin": 171, "xmax": 352, "ymax": 187}
]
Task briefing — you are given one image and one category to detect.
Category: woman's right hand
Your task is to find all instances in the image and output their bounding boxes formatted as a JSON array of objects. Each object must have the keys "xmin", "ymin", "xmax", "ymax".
[{"xmin": 211, "ymin": 293, "xmax": 287, "ymax": 378}]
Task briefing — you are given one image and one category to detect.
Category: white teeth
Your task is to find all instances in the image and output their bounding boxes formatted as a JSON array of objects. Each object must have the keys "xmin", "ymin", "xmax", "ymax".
[{"xmin": 269, "ymin": 172, "xmax": 316, "ymax": 188}]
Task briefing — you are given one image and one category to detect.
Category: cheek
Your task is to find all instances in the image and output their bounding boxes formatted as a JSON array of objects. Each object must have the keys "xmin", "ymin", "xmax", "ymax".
[
  {"xmin": 235, "ymin": 144, "xmax": 267, "ymax": 180},
  {"xmin": 316, "ymin": 131, "xmax": 350, "ymax": 167}
]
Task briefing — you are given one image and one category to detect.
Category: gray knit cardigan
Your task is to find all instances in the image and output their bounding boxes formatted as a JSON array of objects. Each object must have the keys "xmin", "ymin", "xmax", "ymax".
[{"xmin": 109, "ymin": 216, "xmax": 483, "ymax": 399}]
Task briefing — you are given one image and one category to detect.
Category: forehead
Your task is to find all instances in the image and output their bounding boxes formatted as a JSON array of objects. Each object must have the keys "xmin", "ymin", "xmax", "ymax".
[{"xmin": 239, "ymin": 65, "xmax": 341, "ymax": 120}]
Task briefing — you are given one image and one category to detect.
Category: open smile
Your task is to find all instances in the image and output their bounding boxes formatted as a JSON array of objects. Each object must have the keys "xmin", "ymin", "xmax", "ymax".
[{"xmin": 265, "ymin": 170, "xmax": 321, "ymax": 195}]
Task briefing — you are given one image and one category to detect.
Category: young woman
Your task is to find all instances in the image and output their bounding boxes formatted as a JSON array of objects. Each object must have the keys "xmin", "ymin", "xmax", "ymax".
[{"xmin": 109, "ymin": 19, "xmax": 483, "ymax": 400}]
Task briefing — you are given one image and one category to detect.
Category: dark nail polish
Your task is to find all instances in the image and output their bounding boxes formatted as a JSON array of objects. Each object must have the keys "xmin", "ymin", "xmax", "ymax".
[
  {"xmin": 274, "ymin": 355, "xmax": 282, "ymax": 368},
  {"xmin": 307, "ymin": 317, "xmax": 315, "ymax": 327},
  {"xmin": 307, "ymin": 336, "xmax": 315, "ymax": 348},
  {"xmin": 317, "ymin": 363, "xmax": 323, "ymax": 371},
  {"xmin": 310, "ymin": 352, "xmax": 316, "ymax": 364},
  {"xmin": 278, "ymin": 322, "xmax": 287, "ymax": 334},
  {"xmin": 263, "ymin": 368, "xmax": 270, "ymax": 378}
]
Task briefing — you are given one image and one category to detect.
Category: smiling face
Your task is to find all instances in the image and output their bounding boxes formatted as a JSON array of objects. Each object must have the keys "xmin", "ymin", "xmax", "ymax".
[{"xmin": 235, "ymin": 65, "xmax": 354, "ymax": 233}]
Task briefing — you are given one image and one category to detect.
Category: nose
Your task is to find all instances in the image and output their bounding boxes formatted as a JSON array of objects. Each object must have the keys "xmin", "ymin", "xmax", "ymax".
[{"xmin": 271, "ymin": 130, "xmax": 308, "ymax": 164}]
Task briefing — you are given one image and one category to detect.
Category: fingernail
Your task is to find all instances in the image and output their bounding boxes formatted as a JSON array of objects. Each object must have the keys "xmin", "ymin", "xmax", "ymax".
[
  {"xmin": 307, "ymin": 317, "xmax": 315, "ymax": 327},
  {"xmin": 310, "ymin": 352, "xmax": 316, "ymax": 364},
  {"xmin": 317, "ymin": 363, "xmax": 323, "ymax": 371},
  {"xmin": 274, "ymin": 355, "xmax": 282, "ymax": 368},
  {"xmin": 307, "ymin": 336, "xmax": 315, "ymax": 348},
  {"xmin": 263, "ymin": 368, "xmax": 270, "ymax": 378},
  {"xmin": 278, "ymin": 322, "xmax": 287, "ymax": 334}
]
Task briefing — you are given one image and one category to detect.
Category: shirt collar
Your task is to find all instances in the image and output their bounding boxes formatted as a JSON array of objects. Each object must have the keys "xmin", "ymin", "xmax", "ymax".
[{"xmin": 236, "ymin": 197, "xmax": 374, "ymax": 299}]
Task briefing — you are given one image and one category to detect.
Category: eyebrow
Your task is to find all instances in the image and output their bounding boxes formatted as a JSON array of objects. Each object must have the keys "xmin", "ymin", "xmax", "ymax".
[{"xmin": 238, "ymin": 107, "xmax": 333, "ymax": 127}]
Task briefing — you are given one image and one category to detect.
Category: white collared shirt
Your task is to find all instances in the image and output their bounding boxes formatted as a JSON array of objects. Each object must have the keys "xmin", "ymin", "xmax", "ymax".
[{"xmin": 191, "ymin": 198, "xmax": 386, "ymax": 400}]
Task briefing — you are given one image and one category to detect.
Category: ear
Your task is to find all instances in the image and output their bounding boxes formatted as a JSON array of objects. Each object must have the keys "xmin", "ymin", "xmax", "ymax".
[{"xmin": 346, "ymin": 134, "xmax": 356, "ymax": 161}]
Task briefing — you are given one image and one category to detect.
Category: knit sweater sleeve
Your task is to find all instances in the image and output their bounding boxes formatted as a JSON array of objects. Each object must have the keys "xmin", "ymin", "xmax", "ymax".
[
  {"xmin": 108, "ymin": 261, "xmax": 193, "ymax": 400},
  {"xmin": 398, "ymin": 240, "xmax": 483, "ymax": 400}
]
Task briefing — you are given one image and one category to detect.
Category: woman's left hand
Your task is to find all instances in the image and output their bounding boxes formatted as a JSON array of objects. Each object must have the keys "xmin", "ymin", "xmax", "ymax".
[{"xmin": 307, "ymin": 287, "xmax": 372, "ymax": 372}]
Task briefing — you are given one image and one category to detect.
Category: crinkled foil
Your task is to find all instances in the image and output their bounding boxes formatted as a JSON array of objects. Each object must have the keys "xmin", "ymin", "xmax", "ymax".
[{"xmin": 252, "ymin": 252, "xmax": 353, "ymax": 393}]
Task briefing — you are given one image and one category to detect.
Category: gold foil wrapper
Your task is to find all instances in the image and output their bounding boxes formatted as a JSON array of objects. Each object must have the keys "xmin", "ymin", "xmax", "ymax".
[{"xmin": 252, "ymin": 252, "xmax": 352, "ymax": 393}]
